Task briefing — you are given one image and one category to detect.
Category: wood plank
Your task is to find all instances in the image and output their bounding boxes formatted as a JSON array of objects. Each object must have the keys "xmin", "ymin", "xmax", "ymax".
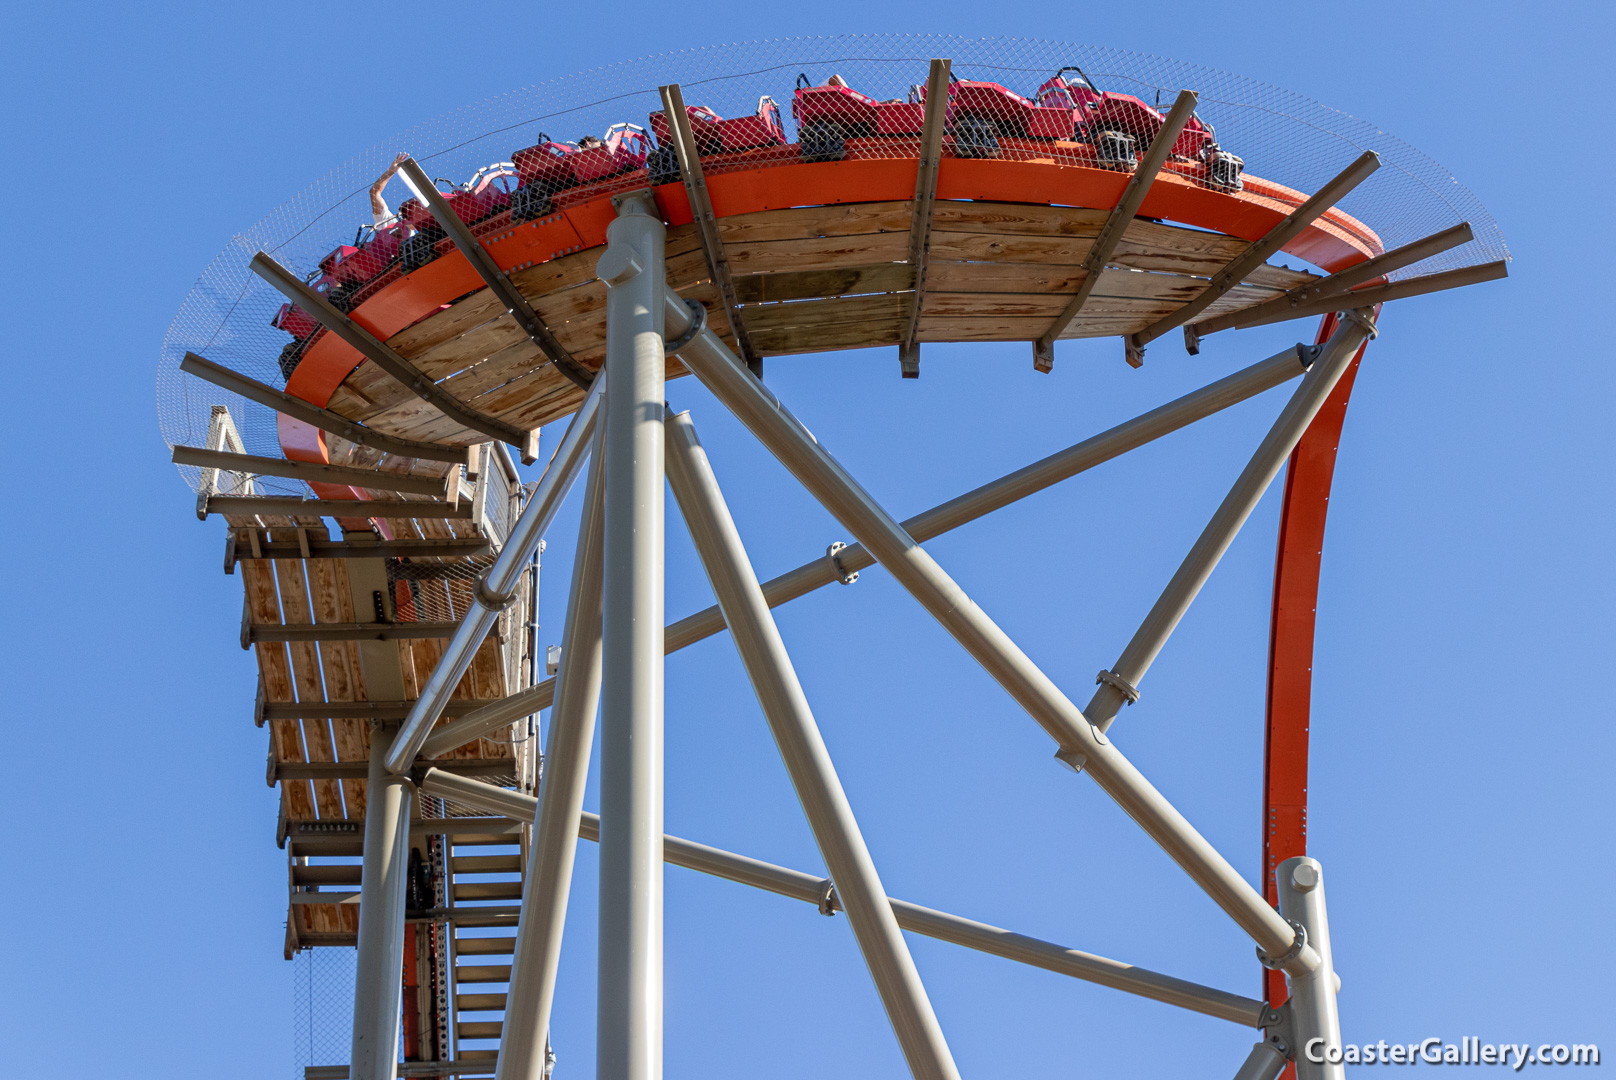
[
  {"xmin": 272, "ymin": 548, "xmax": 345, "ymax": 820},
  {"xmin": 714, "ymin": 201, "xmax": 913, "ymax": 244},
  {"xmin": 751, "ymin": 319, "xmax": 908, "ymax": 355},
  {"xmin": 239, "ymin": 553, "xmax": 315, "ymax": 821},
  {"xmin": 722, "ymin": 232, "xmax": 910, "ymax": 276},
  {"xmin": 733, "ymin": 264, "xmax": 914, "ymax": 304},
  {"xmin": 931, "ymin": 201, "xmax": 1108, "ymax": 237},
  {"xmin": 742, "ymin": 294, "xmax": 909, "ymax": 334},
  {"xmin": 308, "ymin": 558, "xmax": 370, "ymax": 820}
]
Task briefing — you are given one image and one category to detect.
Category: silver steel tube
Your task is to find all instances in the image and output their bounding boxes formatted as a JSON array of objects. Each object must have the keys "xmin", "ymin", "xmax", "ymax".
[
  {"xmin": 414, "ymin": 771, "xmax": 1265, "ymax": 1027},
  {"xmin": 419, "ymin": 350, "xmax": 1310, "ymax": 759},
  {"xmin": 417, "ymin": 682, "xmax": 555, "ymax": 760},
  {"xmin": 1085, "ymin": 321, "xmax": 1371, "ymax": 732},
  {"xmin": 662, "ymin": 293, "xmax": 1319, "ymax": 974},
  {"xmin": 498, "ymin": 447, "xmax": 607, "ymax": 1080},
  {"xmin": 1278, "ymin": 857, "xmax": 1343, "ymax": 1080},
  {"xmin": 665, "ymin": 410, "xmax": 962, "ymax": 1080},
  {"xmin": 350, "ymin": 722, "xmax": 415, "ymax": 1080},
  {"xmin": 384, "ymin": 380, "xmax": 604, "ymax": 775},
  {"xmin": 598, "ymin": 193, "xmax": 667, "ymax": 1080},
  {"xmin": 1232, "ymin": 1041, "xmax": 1291, "ymax": 1080}
]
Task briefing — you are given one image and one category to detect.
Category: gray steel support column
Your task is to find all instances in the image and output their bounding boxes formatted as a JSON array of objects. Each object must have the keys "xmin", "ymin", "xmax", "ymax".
[
  {"xmin": 597, "ymin": 192, "xmax": 667, "ymax": 1080},
  {"xmin": 664, "ymin": 410, "xmax": 962, "ymax": 1080},
  {"xmin": 497, "ymin": 443, "xmax": 608, "ymax": 1080},
  {"xmin": 351, "ymin": 721, "xmax": 415, "ymax": 1080},
  {"xmin": 660, "ymin": 293, "xmax": 1320, "ymax": 975},
  {"xmin": 1083, "ymin": 320, "xmax": 1372, "ymax": 733},
  {"xmin": 1232, "ymin": 1041, "xmax": 1291, "ymax": 1080},
  {"xmin": 385, "ymin": 381, "xmax": 604, "ymax": 774},
  {"xmin": 1278, "ymin": 857, "xmax": 1343, "ymax": 1080}
]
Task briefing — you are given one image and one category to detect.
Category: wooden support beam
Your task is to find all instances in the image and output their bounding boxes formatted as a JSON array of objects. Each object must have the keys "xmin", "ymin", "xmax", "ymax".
[
  {"xmin": 205, "ymin": 495, "xmax": 473, "ymax": 520},
  {"xmin": 1125, "ymin": 149, "xmax": 1382, "ymax": 366},
  {"xmin": 180, "ymin": 352, "xmax": 473, "ymax": 466},
  {"xmin": 397, "ymin": 157, "xmax": 594, "ymax": 392},
  {"xmin": 248, "ymin": 621, "xmax": 467, "ymax": 644},
  {"xmin": 1186, "ymin": 222, "xmax": 1478, "ymax": 342},
  {"xmin": 1033, "ymin": 89, "xmax": 1200, "ymax": 373},
  {"xmin": 273, "ymin": 758, "xmax": 515, "ymax": 783},
  {"xmin": 227, "ymin": 535, "xmax": 493, "ymax": 569},
  {"xmin": 250, "ymin": 252, "xmax": 540, "ymax": 462},
  {"xmin": 659, "ymin": 82, "xmax": 761, "ymax": 376},
  {"xmin": 898, "ymin": 58, "xmax": 952, "ymax": 378},
  {"xmin": 261, "ymin": 699, "xmax": 488, "ymax": 720},
  {"xmin": 174, "ymin": 445, "xmax": 455, "ymax": 499},
  {"xmin": 1198, "ymin": 260, "xmax": 1508, "ymax": 334}
]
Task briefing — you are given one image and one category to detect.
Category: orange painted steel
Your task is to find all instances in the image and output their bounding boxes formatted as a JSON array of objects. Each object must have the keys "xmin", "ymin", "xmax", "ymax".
[{"xmin": 1261, "ymin": 312, "xmax": 1367, "ymax": 1022}]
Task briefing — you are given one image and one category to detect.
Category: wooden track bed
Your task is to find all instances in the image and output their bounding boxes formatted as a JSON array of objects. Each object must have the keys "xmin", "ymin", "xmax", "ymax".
[
  {"xmin": 277, "ymin": 156, "xmax": 1383, "ymax": 462},
  {"xmin": 320, "ymin": 201, "xmax": 1321, "ymax": 448}
]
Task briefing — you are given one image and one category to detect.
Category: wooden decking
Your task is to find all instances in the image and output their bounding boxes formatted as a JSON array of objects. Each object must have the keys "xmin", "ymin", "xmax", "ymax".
[{"xmin": 311, "ymin": 199, "xmax": 1328, "ymax": 451}]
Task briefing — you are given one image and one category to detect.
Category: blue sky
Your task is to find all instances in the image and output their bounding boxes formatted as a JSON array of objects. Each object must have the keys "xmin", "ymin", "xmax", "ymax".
[{"xmin": 2, "ymin": 3, "xmax": 1611, "ymax": 1078}]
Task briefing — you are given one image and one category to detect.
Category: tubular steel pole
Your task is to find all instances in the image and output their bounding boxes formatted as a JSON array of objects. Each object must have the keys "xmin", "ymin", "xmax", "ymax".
[
  {"xmin": 417, "ymin": 346, "xmax": 1315, "ymax": 759},
  {"xmin": 1083, "ymin": 319, "xmax": 1373, "ymax": 733},
  {"xmin": 664, "ymin": 409, "xmax": 962, "ymax": 1080},
  {"xmin": 1278, "ymin": 857, "xmax": 1344, "ymax": 1080},
  {"xmin": 597, "ymin": 192, "xmax": 667, "ymax": 1080},
  {"xmin": 497, "ymin": 442, "xmax": 607, "ymax": 1080},
  {"xmin": 351, "ymin": 721, "xmax": 414, "ymax": 1080},
  {"xmin": 661, "ymin": 293, "xmax": 1319, "ymax": 975},
  {"xmin": 416, "ymin": 769, "xmax": 1267, "ymax": 1028},
  {"xmin": 384, "ymin": 381, "xmax": 604, "ymax": 775},
  {"xmin": 1232, "ymin": 1041, "xmax": 1291, "ymax": 1080}
]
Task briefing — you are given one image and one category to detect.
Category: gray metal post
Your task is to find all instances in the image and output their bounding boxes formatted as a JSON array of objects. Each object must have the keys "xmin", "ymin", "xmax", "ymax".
[
  {"xmin": 1083, "ymin": 320, "xmax": 1371, "ymax": 732},
  {"xmin": 1231, "ymin": 1041, "xmax": 1291, "ymax": 1080},
  {"xmin": 351, "ymin": 721, "xmax": 415, "ymax": 1080},
  {"xmin": 597, "ymin": 192, "xmax": 667, "ymax": 1080},
  {"xmin": 1278, "ymin": 857, "xmax": 1343, "ymax": 1080},
  {"xmin": 497, "ymin": 440, "xmax": 608, "ymax": 1080},
  {"xmin": 385, "ymin": 380, "xmax": 604, "ymax": 774},
  {"xmin": 664, "ymin": 410, "xmax": 962, "ymax": 1080},
  {"xmin": 660, "ymin": 293, "xmax": 1319, "ymax": 975}
]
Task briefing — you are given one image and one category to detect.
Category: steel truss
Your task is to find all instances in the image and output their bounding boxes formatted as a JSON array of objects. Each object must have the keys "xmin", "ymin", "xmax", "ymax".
[{"xmin": 343, "ymin": 191, "xmax": 1381, "ymax": 1080}]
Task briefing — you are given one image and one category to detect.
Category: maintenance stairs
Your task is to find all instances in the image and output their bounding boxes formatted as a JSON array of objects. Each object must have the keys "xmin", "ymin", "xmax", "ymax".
[{"xmin": 446, "ymin": 823, "xmax": 528, "ymax": 1075}]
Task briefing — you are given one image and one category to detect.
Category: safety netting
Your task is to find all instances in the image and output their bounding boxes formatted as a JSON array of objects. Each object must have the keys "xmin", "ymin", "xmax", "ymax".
[{"xmin": 157, "ymin": 34, "xmax": 1508, "ymax": 496}]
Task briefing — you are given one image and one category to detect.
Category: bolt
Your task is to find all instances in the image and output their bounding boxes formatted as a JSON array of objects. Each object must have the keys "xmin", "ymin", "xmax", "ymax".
[{"xmin": 1291, "ymin": 862, "xmax": 1320, "ymax": 892}]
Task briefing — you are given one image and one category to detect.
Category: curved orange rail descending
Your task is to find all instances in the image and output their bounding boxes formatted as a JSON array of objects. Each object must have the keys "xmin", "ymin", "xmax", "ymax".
[{"xmin": 1262, "ymin": 311, "xmax": 1365, "ymax": 1024}]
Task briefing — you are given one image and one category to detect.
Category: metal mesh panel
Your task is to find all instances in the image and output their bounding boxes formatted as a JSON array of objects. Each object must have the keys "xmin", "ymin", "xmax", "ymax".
[
  {"xmin": 292, "ymin": 946, "xmax": 357, "ymax": 1076},
  {"xmin": 157, "ymin": 34, "xmax": 1507, "ymax": 492},
  {"xmin": 387, "ymin": 555, "xmax": 495, "ymax": 623}
]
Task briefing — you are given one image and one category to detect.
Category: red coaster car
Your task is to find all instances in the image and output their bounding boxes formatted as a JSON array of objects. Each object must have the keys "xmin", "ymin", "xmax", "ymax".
[
  {"xmin": 1034, "ymin": 67, "xmax": 1244, "ymax": 188},
  {"xmin": 945, "ymin": 76, "xmax": 1075, "ymax": 155},
  {"xmin": 647, "ymin": 97, "xmax": 785, "ymax": 184},
  {"xmin": 394, "ymin": 163, "xmax": 521, "ymax": 270},
  {"xmin": 509, "ymin": 124, "xmax": 650, "ymax": 221},
  {"xmin": 791, "ymin": 74, "xmax": 926, "ymax": 162}
]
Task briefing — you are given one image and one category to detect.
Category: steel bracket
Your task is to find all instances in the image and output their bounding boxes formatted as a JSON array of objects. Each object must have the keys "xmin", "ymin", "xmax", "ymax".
[
  {"xmin": 663, "ymin": 298, "xmax": 708, "ymax": 353},
  {"xmin": 1256, "ymin": 919, "xmax": 1308, "ymax": 970},
  {"xmin": 816, "ymin": 877, "xmax": 840, "ymax": 916},
  {"xmin": 1095, "ymin": 668, "xmax": 1141, "ymax": 705},
  {"xmin": 825, "ymin": 541, "xmax": 860, "ymax": 585},
  {"xmin": 1295, "ymin": 343, "xmax": 1324, "ymax": 369},
  {"xmin": 1341, "ymin": 306, "xmax": 1379, "ymax": 339}
]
